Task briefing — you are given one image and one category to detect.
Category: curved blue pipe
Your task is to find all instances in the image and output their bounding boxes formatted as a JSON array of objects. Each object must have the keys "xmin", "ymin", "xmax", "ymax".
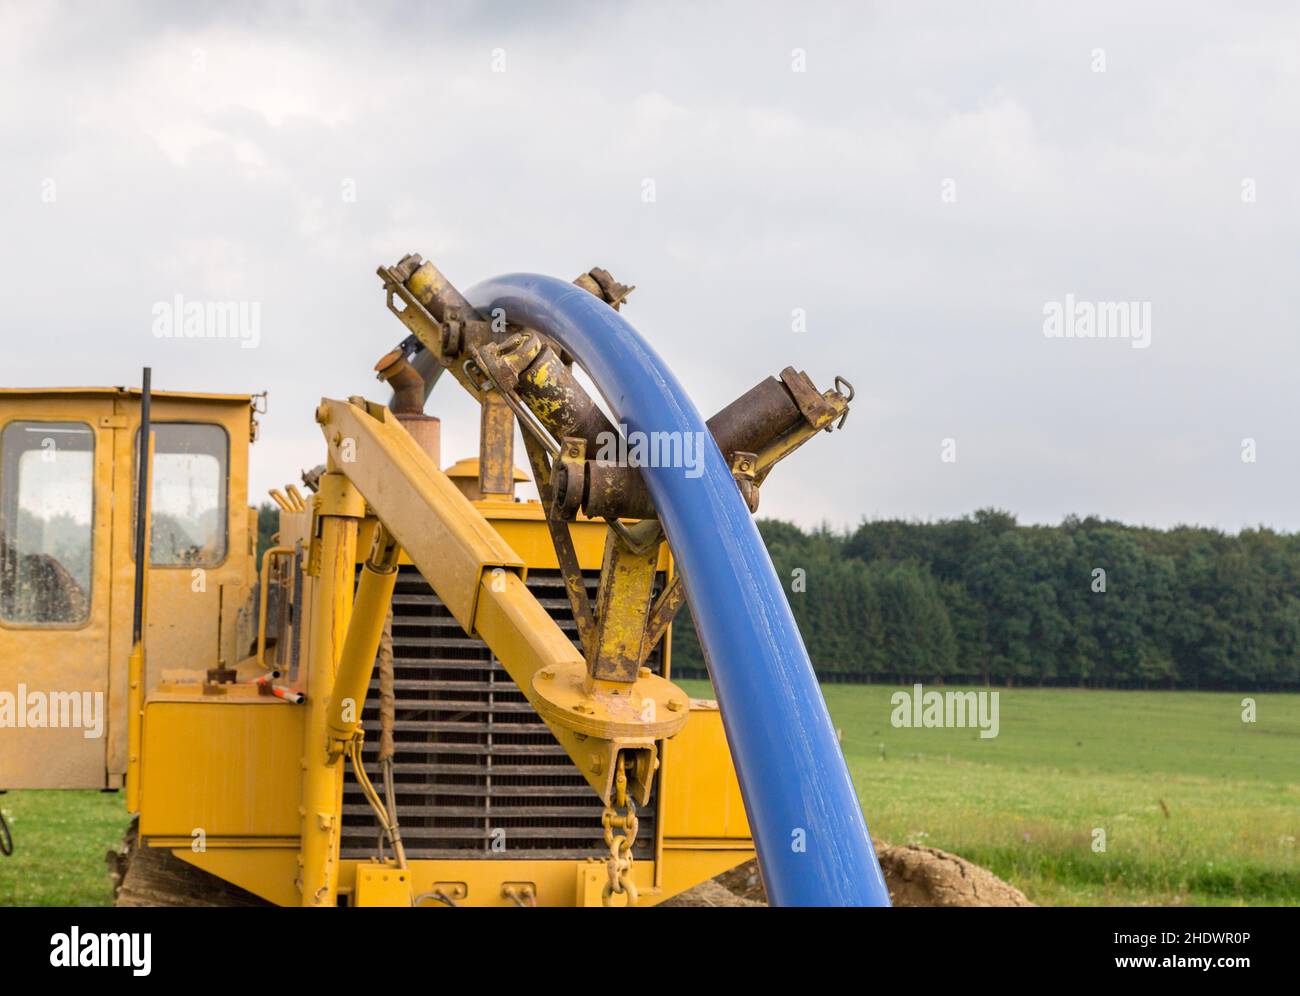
[{"xmin": 467, "ymin": 274, "xmax": 890, "ymax": 906}]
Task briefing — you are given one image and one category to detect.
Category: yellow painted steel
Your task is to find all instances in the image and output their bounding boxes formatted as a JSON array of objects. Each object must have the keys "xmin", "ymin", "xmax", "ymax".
[
  {"xmin": 315, "ymin": 397, "xmax": 689, "ymax": 804},
  {"xmin": 477, "ymin": 391, "xmax": 516, "ymax": 499},
  {"xmin": 126, "ymin": 429, "xmax": 153, "ymax": 812},
  {"xmin": 586, "ymin": 528, "xmax": 662, "ymax": 682},
  {"xmin": 353, "ymin": 865, "xmax": 414, "ymax": 907},
  {"xmin": 255, "ymin": 546, "xmax": 294, "ymax": 670},
  {"xmin": 660, "ymin": 702, "xmax": 751, "ymax": 840},
  {"xmin": 175, "ymin": 845, "xmax": 752, "ymax": 909},
  {"xmin": 174, "ymin": 846, "xmax": 301, "ymax": 907},
  {"xmin": 298, "ymin": 471, "xmax": 362, "ymax": 907},
  {"xmin": 128, "ymin": 560, "xmax": 753, "ymax": 908},
  {"xmin": 125, "ymin": 642, "xmax": 146, "ymax": 810},
  {"xmin": 324, "ymin": 524, "xmax": 398, "ymax": 754},
  {"xmin": 139, "ymin": 686, "xmax": 303, "ymax": 838},
  {"xmin": 315, "ymin": 397, "xmax": 524, "ymax": 631}
]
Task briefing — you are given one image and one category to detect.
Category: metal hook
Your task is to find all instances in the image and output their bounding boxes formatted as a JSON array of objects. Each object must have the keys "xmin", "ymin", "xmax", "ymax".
[{"xmin": 833, "ymin": 375, "xmax": 854, "ymax": 430}]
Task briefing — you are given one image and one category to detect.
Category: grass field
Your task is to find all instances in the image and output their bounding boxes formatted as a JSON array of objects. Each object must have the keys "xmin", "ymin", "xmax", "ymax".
[
  {"xmin": 0, "ymin": 789, "xmax": 128, "ymax": 906},
  {"xmin": 680, "ymin": 681, "xmax": 1300, "ymax": 906},
  {"xmin": 2, "ymin": 686, "xmax": 1297, "ymax": 905}
]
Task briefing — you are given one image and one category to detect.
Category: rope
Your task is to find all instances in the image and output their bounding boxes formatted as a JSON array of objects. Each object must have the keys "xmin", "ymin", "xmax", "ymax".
[
  {"xmin": 374, "ymin": 608, "xmax": 406, "ymax": 871},
  {"xmin": 378, "ymin": 609, "xmax": 395, "ymax": 763}
]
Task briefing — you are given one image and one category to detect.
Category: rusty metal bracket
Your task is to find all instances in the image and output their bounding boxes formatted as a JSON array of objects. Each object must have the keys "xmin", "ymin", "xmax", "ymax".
[
  {"xmin": 478, "ymin": 391, "xmax": 516, "ymax": 498},
  {"xmin": 476, "ymin": 331, "xmax": 545, "ymax": 394},
  {"xmin": 532, "ymin": 367, "xmax": 855, "ymax": 523},
  {"xmin": 574, "ymin": 267, "xmax": 635, "ymax": 311},
  {"xmin": 730, "ymin": 450, "xmax": 759, "ymax": 513},
  {"xmin": 524, "ymin": 427, "xmax": 669, "ymax": 686},
  {"xmin": 586, "ymin": 527, "xmax": 661, "ymax": 683},
  {"xmin": 472, "ymin": 338, "xmax": 660, "ymax": 556},
  {"xmin": 468, "ymin": 344, "xmax": 561, "ymax": 458},
  {"xmin": 521, "ymin": 432, "xmax": 596, "ymax": 652},
  {"xmin": 780, "ymin": 366, "xmax": 839, "ymax": 430},
  {"xmin": 522, "ymin": 429, "xmax": 666, "ymax": 675},
  {"xmin": 379, "ymin": 256, "xmax": 501, "ymax": 402},
  {"xmin": 552, "ymin": 437, "xmax": 587, "ymax": 521},
  {"xmin": 378, "ymin": 265, "xmax": 445, "ymax": 359},
  {"xmin": 639, "ymin": 574, "xmax": 686, "ymax": 666}
]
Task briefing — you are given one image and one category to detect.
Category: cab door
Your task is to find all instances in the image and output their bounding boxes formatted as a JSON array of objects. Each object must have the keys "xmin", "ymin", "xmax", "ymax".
[
  {"xmin": 133, "ymin": 418, "xmax": 232, "ymax": 680},
  {"xmin": 0, "ymin": 400, "xmax": 115, "ymax": 787}
]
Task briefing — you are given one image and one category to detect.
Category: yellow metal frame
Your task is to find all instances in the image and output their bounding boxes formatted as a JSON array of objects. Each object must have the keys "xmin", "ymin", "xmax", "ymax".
[
  {"xmin": 3, "ymin": 385, "xmax": 755, "ymax": 906},
  {"xmin": 146, "ymin": 698, "xmax": 751, "ymax": 907},
  {"xmin": 135, "ymin": 437, "xmax": 753, "ymax": 906}
]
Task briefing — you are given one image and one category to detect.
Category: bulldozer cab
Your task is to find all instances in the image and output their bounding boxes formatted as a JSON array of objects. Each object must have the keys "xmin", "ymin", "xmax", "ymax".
[{"xmin": 0, "ymin": 387, "xmax": 258, "ymax": 790}]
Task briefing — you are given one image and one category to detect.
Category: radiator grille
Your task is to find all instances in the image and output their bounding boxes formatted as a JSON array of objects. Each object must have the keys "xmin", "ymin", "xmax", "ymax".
[{"xmin": 340, "ymin": 566, "xmax": 662, "ymax": 861}]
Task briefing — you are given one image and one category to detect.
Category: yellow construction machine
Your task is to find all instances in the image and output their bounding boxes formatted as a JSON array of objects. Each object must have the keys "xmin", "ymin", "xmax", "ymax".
[{"xmin": 0, "ymin": 255, "xmax": 865, "ymax": 907}]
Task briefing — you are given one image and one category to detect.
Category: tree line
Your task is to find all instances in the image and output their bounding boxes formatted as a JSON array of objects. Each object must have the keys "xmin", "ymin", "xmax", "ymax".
[
  {"xmin": 256, "ymin": 502, "xmax": 1300, "ymax": 689},
  {"xmin": 669, "ymin": 510, "xmax": 1300, "ymax": 690}
]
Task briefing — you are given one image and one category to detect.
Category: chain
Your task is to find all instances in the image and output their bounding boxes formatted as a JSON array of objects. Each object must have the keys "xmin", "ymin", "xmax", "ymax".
[{"xmin": 600, "ymin": 754, "xmax": 639, "ymax": 906}]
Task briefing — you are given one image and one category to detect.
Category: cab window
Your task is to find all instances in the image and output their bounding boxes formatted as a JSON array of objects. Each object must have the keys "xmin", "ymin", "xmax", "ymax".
[
  {"xmin": 0, "ymin": 421, "xmax": 95, "ymax": 626},
  {"xmin": 136, "ymin": 423, "xmax": 229, "ymax": 566}
]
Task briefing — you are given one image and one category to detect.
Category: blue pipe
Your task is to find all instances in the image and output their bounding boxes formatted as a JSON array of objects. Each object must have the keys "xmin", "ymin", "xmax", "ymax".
[{"xmin": 467, "ymin": 274, "xmax": 890, "ymax": 906}]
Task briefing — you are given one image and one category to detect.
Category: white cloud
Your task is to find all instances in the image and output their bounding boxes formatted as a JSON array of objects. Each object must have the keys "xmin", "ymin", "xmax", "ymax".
[{"xmin": 3, "ymin": 1, "xmax": 1299, "ymax": 533}]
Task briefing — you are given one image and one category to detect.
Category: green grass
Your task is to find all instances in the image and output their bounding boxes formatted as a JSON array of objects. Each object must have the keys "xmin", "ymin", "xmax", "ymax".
[
  {"xmin": 681, "ymin": 682, "xmax": 1300, "ymax": 906},
  {"xmin": 4, "ymin": 687, "xmax": 1297, "ymax": 905},
  {"xmin": 0, "ymin": 790, "xmax": 130, "ymax": 906}
]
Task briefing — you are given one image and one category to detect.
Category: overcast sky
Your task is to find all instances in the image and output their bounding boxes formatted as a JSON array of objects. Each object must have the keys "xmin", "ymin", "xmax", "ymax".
[{"xmin": 3, "ymin": 1, "xmax": 1298, "ymax": 532}]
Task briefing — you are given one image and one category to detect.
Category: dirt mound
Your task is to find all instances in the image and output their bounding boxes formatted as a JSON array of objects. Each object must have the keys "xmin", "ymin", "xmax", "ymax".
[
  {"xmin": 877, "ymin": 844, "xmax": 1033, "ymax": 907},
  {"xmin": 659, "ymin": 877, "xmax": 765, "ymax": 907},
  {"xmin": 666, "ymin": 840, "xmax": 1033, "ymax": 907}
]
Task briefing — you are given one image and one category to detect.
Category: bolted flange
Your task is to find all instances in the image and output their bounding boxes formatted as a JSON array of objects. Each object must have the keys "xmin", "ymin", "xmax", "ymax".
[{"xmin": 531, "ymin": 661, "xmax": 690, "ymax": 742}]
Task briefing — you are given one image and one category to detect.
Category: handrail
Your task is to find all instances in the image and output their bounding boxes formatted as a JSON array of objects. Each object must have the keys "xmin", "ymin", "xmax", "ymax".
[{"xmin": 256, "ymin": 546, "xmax": 295, "ymax": 671}]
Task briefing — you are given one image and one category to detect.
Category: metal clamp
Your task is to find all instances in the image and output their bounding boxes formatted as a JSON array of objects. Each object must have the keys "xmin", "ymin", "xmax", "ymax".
[
  {"xmin": 379, "ymin": 267, "xmax": 445, "ymax": 358},
  {"xmin": 552, "ymin": 437, "xmax": 587, "ymax": 520},
  {"xmin": 730, "ymin": 450, "xmax": 759, "ymax": 512}
]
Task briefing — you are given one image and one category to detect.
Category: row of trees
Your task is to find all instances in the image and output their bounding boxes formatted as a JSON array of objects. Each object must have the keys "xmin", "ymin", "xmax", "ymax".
[
  {"xmin": 669, "ymin": 510, "xmax": 1300, "ymax": 689},
  {"xmin": 258, "ymin": 502, "xmax": 1300, "ymax": 688}
]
